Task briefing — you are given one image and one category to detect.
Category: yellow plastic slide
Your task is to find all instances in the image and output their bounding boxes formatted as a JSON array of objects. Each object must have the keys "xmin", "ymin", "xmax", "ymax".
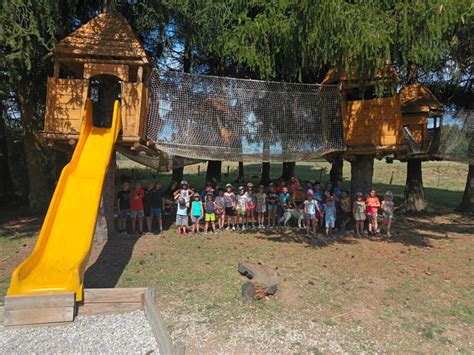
[{"xmin": 8, "ymin": 99, "xmax": 121, "ymax": 302}]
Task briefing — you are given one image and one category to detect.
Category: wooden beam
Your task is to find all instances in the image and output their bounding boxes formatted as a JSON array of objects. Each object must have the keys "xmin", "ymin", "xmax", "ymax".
[
  {"xmin": 56, "ymin": 56, "xmax": 148, "ymax": 66},
  {"xmin": 84, "ymin": 288, "xmax": 147, "ymax": 303},
  {"xmin": 5, "ymin": 292, "xmax": 75, "ymax": 310},
  {"xmin": 53, "ymin": 61, "xmax": 60, "ymax": 78},
  {"xmin": 143, "ymin": 288, "xmax": 182, "ymax": 355},
  {"xmin": 137, "ymin": 66, "xmax": 144, "ymax": 83},
  {"xmin": 77, "ymin": 302, "xmax": 142, "ymax": 316}
]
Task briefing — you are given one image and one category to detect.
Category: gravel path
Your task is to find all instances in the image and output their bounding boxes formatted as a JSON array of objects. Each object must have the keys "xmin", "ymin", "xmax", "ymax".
[{"xmin": 0, "ymin": 310, "xmax": 159, "ymax": 354}]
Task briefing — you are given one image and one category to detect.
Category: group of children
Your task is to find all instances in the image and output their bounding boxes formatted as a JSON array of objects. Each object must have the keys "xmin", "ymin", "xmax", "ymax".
[
  {"xmin": 116, "ymin": 181, "xmax": 165, "ymax": 235},
  {"xmin": 173, "ymin": 178, "xmax": 395, "ymax": 238}
]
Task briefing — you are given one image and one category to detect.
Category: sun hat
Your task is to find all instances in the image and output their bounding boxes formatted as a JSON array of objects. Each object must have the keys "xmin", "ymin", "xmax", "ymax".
[
  {"xmin": 238, "ymin": 186, "xmax": 245, "ymax": 191},
  {"xmin": 356, "ymin": 192, "xmax": 363, "ymax": 197},
  {"xmin": 225, "ymin": 183, "xmax": 233, "ymax": 188},
  {"xmin": 385, "ymin": 191, "xmax": 393, "ymax": 196},
  {"xmin": 247, "ymin": 182, "xmax": 254, "ymax": 188},
  {"xmin": 180, "ymin": 180, "xmax": 188, "ymax": 185}
]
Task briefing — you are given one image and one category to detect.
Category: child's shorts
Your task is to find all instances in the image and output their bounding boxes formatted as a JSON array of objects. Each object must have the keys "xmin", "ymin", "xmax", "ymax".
[
  {"xmin": 236, "ymin": 208, "xmax": 246, "ymax": 216},
  {"xmin": 130, "ymin": 210, "xmax": 144, "ymax": 218},
  {"xmin": 151, "ymin": 208, "xmax": 162, "ymax": 217},
  {"xmin": 267, "ymin": 204, "xmax": 277, "ymax": 211},
  {"xmin": 191, "ymin": 215, "xmax": 202, "ymax": 223},
  {"xmin": 119, "ymin": 209, "xmax": 129, "ymax": 219},
  {"xmin": 247, "ymin": 204, "xmax": 256, "ymax": 212},
  {"xmin": 383, "ymin": 212, "xmax": 394, "ymax": 219},
  {"xmin": 256, "ymin": 205, "xmax": 266, "ymax": 213},
  {"xmin": 367, "ymin": 212, "xmax": 378, "ymax": 219},
  {"xmin": 325, "ymin": 217, "xmax": 335, "ymax": 228},
  {"xmin": 176, "ymin": 214, "xmax": 188, "ymax": 226},
  {"xmin": 225, "ymin": 207, "xmax": 234, "ymax": 216},
  {"xmin": 205, "ymin": 213, "xmax": 216, "ymax": 222},
  {"xmin": 216, "ymin": 208, "xmax": 224, "ymax": 215},
  {"xmin": 354, "ymin": 212, "xmax": 366, "ymax": 221},
  {"xmin": 306, "ymin": 213, "xmax": 316, "ymax": 220}
]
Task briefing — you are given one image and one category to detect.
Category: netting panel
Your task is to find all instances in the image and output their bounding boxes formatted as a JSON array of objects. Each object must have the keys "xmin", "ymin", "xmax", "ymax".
[
  {"xmin": 146, "ymin": 71, "xmax": 345, "ymax": 162},
  {"xmin": 437, "ymin": 110, "xmax": 474, "ymax": 163}
]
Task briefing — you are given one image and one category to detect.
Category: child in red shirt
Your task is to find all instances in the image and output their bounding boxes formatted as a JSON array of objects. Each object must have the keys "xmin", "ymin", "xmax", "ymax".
[
  {"xmin": 130, "ymin": 182, "xmax": 145, "ymax": 235},
  {"xmin": 366, "ymin": 188, "xmax": 381, "ymax": 236}
]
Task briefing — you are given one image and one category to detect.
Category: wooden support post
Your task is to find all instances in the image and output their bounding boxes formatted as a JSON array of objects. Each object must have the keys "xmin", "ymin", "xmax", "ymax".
[
  {"xmin": 137, "ymin": 66, "xmax": 144, "ymax": 83},
  {"xmin": 53, "ymin": 61, "xmax": 60, "ymax": 78}
]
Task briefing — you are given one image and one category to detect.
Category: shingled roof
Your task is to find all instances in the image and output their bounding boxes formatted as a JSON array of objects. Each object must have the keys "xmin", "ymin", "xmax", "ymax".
[
  {"xmin": 399, "ymin": 84, "xmax": 444, "ymax": 114},
  {"xmin": 53, "ymin": 12, "xmax": 148, "ymax": 63}
]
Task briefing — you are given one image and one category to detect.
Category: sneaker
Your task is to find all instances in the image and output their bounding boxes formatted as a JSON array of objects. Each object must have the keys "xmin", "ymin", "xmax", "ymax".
[
  {"xmin": 226, "ymin": 227, "xmax": 231, "ymax": 231},
  {"xmin": 232, "ymin": 226, "xmax": 236, "ymax": 231},
  {"xmin": 177, "ymin": 231, "xmax": 182, "ymax": 237},
  {"xmin": 242, "ymin": 225, "xmax": 246, "ymax": 231},
  {"xmin": 183, "ymin": 230, "xmax": 188, "ymax": 236},
  {"xmin": 204, "ymin": 232, "xmax": 208, "ymax": 235}
]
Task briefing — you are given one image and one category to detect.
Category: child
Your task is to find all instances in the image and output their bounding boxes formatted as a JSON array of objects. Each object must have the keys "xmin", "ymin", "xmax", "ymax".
[
  {"xmin": 149, "ymin": 181, "xmax": 165, "ymax": 234},
  {"xmin": 204, "ymin": 193, "xmax": 218, "ymax": 234},
  {"xmin": 352, "ymin": 192, "xmax": 366, "ymax": 237},
  {"xmin": 333, "ymin": 179, "xmax": 344, "ymax": 200},
  {"xmin": 381, "ymin": 191, "xmax": 395, "ymax": 237},
  {"xmin": 130, "ymin": 182, "xmax": 145, "ymax": 235},
  {"xmin": 255, "ymin": 184, "xmax": 267, "ymax": 228},
  {"xmin": 266, "ymin": 183, "xmax": 278, "ymax": 228},
  {"xmin": 190, "ymin": 193, "xmax": 203, "ymax": 234},
  {"xmin": 215, "ymin": 188, "xmax": 226, "ymax": 230},
  {"xmin": 176, "ymin": 197, "xmax": 188, "ymax": 236},
  {"xmin": 312, "ymin": 181, "xmax": 323, "ymax": 202},
  {"xmin": 224, "ymin": 183, "xmax": 236, "ymax": 230},
  {"xmin": 303, "ymin": 190, "xmax": 318, "ymax": 236},
  {"xmin": 235, "ymin": 186, "xmax": 248, "ymax": 230},
  {"xmin": 173, "ymin": 180, "xmax": 194, "ymax": 206},
  {"xmin": 143, "ymin": 182, "xmax": 154, "ymax": 233},
  {"xmin": 292, "ymin": 185, "xmax": 306, "ymax": 209},
  {"xmin": 117, "ymin": 181, "xmax": 130, "ymax": 234},
  {"xmin": 340, "ymin": 190, "xmax": 351, "ymax": 231},
  {"xmin": 366, "ymin": 188, "xmax": 381, "ymax": 236},
  {"xmin": 245, "ymin": 182, "xmax": 257, "ymax": 228},
  {"xmin": 278, "ymin": 186, "xmax": 291, "ymax": 225},
  {"xmin": 324, "ymin": 197, "xmax": 337, "ymax": 237}
]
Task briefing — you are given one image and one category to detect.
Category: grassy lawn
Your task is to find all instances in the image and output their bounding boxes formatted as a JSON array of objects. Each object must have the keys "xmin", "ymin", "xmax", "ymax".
[{"xmin": 1, "ymin": 159, "xmax": 472, "ymax": 353}]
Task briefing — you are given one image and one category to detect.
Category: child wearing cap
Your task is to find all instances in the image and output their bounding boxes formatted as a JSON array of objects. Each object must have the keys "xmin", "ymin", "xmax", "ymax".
[
  {"xmin": 204, "ymin": 193, "xmax": 218, "ymax": 234},
  {"xmin": 173, "ymin": 180, "xmax": 194, "ymax": 206},
  {"xmin": 324, "ymin": 197, "xmax": 337, "ymax": 237},
  {"xmin": 245, "ymin": 183, "xmax": 257, "ymax": 229},
  {"xmin": 224, "ymin": 184, "xmax": 236, "ymax": 230},
  {"xmin": 266, "ymin": 183, "xmax": 278, "ymax": 228},
  {"xmin": 215, "ymin": 188, "xmax": 226, "ymax": 230},
  {"xmin": 352, "ymin": 192, "xmax": 366, "ymax": 237},
  {"xmin": 303, "ymin": 190, "xmax": 319, "ymax": 236},
  {"xmin": 235, "ymin": 186, "xmax": 248, "ymax": 230},
  {"xmin": 278, "ymin": 186, "xmax": 291, "ymax": 223},
  {"xmin": 190, "ymin": 193, "xmax": 204, "ymax": 234},
  {"xmin": 381, "ymin": 191, "xmax": 395, "ymax": 237},
  {"xmin": 366, "ymin": 188, "xmax": 381, "ymax": 236},
  {"xmin": 176, "ymin": 197, "xmax": 189, "ymax": 236},
  {"xmin": 255, "ymin": 184, "xmax": 267, "ymax": 229}
]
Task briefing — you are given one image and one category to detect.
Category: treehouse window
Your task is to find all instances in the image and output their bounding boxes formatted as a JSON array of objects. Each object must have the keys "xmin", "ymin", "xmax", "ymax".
[{"xmin": 345, "ymin": 86, "xmax": 394, "ymax": 101}]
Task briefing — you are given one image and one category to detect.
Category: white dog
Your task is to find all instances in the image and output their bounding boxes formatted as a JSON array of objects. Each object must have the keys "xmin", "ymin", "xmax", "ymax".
[{"xmin": 279, "ymin": 208, "xmax": 305, "ymax": 229}]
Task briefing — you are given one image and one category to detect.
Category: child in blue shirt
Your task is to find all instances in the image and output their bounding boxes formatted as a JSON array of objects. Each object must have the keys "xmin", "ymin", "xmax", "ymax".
[
  {"xmin": 324, "ymin": 197, "xmax": 337, "ymax": 237},
  {"xmin": 190, "ymin": 193, "xmax": 203, "ymax": 235}
]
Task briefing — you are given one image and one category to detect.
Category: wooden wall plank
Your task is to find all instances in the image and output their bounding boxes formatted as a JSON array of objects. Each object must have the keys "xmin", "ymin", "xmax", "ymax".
[
  {"xmin": 143, "ymin": 289, "xmax": 176, "ymax": 355},
  {"xmin": 0, "ymin": 306, "xmax": 4, "ymax": 323},
  {"xmin": 84, "ymin": 288, "xmax": 147, "ymax": 303},
  {"xmin": 4, "ymin": 307, "xmax": 74, "ymax": 327},
  {"xmin": 77, "ymin": 302, "xmax": 142, "ymax": 316},
  {"xmin": 5, "ymin": 292, "xmax": 75, "ymax": 311}
]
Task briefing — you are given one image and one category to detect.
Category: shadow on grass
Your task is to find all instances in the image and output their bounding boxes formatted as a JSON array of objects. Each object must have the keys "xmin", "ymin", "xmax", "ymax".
[{"xmin": 84, "ymin": 234, "xmax": 140, "ymax": 288}]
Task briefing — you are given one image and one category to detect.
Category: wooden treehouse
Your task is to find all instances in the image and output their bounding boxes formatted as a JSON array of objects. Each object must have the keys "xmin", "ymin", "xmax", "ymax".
[
  {"xmin": 322, "ymin": 66, "xmax": 405, "ymax": 158},
  {"xmin": 41, "ymin": 12, "xmax": 155, "ymax": 155},
  {"xmin": 399, "ymin": 83, "xmax": 444, "ymax": 160}
]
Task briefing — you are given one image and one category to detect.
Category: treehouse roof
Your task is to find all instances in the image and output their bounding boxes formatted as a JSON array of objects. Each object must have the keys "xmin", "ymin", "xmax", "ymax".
[
  {"xmin": 321, "ymin": 65, "xmax": 399, "ymax": 88},
  {"xmin": 53, "ymin": 12, "xmax": 148, "ymax": 64},
  {"xmin": 399, "ymin": 84, "xmax": 444, "ymax": 114}
]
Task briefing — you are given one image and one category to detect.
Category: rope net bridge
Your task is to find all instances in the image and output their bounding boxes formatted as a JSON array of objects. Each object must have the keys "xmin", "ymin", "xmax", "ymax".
[
  {"xmin": 146, "ymin": 71, "xmax": 345, "ymax": 164},
  {"xmin": 437, "ymin": 110, "xmax": 474, "ymax": 163}
]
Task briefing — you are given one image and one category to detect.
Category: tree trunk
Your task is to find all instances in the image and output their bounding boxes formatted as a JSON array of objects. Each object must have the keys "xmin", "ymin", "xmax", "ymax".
[
  {"xmin": 350, "ymin": 155, "xmax": 374, "ymax": 197},
  {"xmin": 235, "ymin": 162, "xmax": 245, "ymax": 183},
  {"xmin": 260, "ymin": 162, "xmax": 271, "ymax": 185},
  {"xmin": 0, "ymin": 111, "xmax": 13, "ymax": 201},
  {"xmin": 17, "ymin": 88, "xmax": 51, "ymax": 211},
  {"xmin": 403, "ymin": 159, "xmax": 425, "ymax": 211},
  {"xmin": 206, "ymin": 160, "xmax": 222, "ymax": 184},
  {"xmin": 94, "ymin": 152, "xmax": 117, "ymax": 243},
  {"xmin": 281, "ymin": 162, "xmax": 296, "ymax": 181},
  {"xmin": 330, "ymin": 156, "xmax": 343, "ymax": 185},
  {"xmin": 167, "ymin": 159, "xmax": 184, "ymax": 193},
  {"xmin": 458, "ymin": 164, "xmax": 473, "ymax": 213}
]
